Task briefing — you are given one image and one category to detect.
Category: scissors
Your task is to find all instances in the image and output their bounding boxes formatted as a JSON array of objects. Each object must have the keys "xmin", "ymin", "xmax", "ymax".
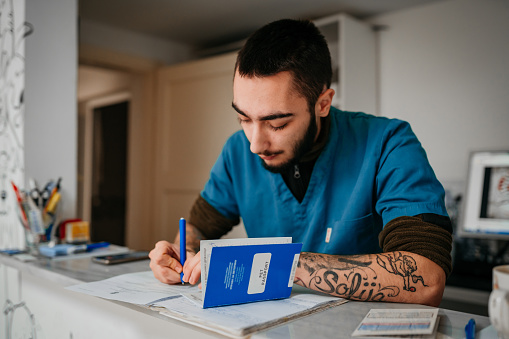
[
  {"xmin": 40, "ymin": 180, "xmax": 55, "ymax": 208},
  {"xmin": 28, "ymin": 178, "xmax": 42, "ymax": 207}
]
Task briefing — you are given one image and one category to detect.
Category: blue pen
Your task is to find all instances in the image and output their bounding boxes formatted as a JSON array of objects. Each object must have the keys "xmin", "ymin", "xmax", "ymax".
[
  {"xmin": 180, "ymin": 217, "xmax": 186, "ymax": 284},
  {"xmin": 465, "ymin": 318, "xmax": 475, "ymax": 339}
]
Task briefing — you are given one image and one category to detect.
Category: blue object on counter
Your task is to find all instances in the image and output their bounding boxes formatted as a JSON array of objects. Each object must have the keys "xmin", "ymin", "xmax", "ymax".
[
  {"xmin": 0, "ymin": 249, "xmax": 27, "ymax": 255},
  {"xmin": 465, "ymin": 318, "xmax": 476, "ymax": 339},
  {"xmin": 39, "ymin": 242, "xmax": 110, "ymax": 257}
]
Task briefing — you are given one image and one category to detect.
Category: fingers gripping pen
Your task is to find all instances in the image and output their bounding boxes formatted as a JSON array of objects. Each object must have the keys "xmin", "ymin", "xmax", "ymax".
[{"xmin": 180, "ymin": 217, "xmax": 186, "ymax": 284}]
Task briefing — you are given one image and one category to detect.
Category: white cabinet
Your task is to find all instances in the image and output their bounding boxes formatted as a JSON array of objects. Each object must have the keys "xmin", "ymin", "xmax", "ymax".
[{"xmin": 315, "ymin": 13, "xmax": 377, "ymax": 114}]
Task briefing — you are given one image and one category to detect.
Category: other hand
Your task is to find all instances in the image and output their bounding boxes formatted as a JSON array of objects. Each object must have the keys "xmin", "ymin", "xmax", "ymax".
[{"xmin": 183, "ymin": 250, "xmax": 202, "ymax": 286}]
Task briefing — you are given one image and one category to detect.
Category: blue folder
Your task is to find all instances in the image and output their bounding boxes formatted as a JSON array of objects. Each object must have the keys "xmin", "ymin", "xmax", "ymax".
[{"xmin": 203, "ymin": 242, "xmax": 303, "ymax": 308}]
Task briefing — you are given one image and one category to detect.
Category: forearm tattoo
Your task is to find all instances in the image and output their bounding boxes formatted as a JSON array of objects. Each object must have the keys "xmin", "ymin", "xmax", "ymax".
[
  {"xmin": 296, "ymin": 252, "xmax": 427, "ymax": 301},
  {"xmin": 377, "ymin": 252, "xmax": 427, "ymax": 292}
]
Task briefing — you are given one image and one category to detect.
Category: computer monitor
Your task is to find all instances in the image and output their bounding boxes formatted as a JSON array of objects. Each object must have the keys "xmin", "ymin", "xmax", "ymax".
[{"xmin": 459, "ymin": 151, "xmax": 509, "ymax": 239}]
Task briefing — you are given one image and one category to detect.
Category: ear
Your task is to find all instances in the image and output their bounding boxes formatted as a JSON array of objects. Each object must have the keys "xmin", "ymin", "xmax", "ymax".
[{"xmin": 315, "ymin": 88, "xmax": 335, "ymax": 118}]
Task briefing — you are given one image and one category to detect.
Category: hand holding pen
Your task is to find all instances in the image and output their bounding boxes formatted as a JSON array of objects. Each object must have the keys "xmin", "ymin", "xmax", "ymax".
[
  {"xmin": 149, "ymin": 217, "xmax": 202, "ymax": 285},
  {"xmin": 149, "ymin": 240, "xmax": 189, "ymax": 284}
]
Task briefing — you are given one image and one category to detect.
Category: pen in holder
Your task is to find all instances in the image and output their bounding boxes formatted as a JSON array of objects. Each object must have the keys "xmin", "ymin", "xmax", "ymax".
[
  {"xmin": 15, "ymin": 200, "xmax": 41, "ymax": 256},
  {"xmin": 12, "ymin": 178, "xmax": 63, "ymax": 255},
  {"xmin": 45, "ymin": 198, "xmax": 63, "ymax": 247},
  {"xmin": 37, "ymin": 178, "xmax": 63, "ymax": 246}
]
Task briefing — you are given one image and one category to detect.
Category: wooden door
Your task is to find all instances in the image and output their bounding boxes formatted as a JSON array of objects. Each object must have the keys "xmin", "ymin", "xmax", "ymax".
[{"xmin": 153, "ymin": 52, "xmax": 240, "ymax": 241}]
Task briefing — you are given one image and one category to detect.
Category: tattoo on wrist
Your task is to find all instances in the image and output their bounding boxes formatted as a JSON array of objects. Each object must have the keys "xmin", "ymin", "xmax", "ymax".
[
  {"xmin": 301, "ymin": 252, "xmax": 427, "ymax": 301},
  {"xmin": 376, "ymin": 252, "xmax": 427, "ymax": 292}
]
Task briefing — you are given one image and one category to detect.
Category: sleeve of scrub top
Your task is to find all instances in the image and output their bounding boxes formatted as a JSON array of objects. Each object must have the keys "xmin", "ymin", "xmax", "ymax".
[
  {"xmin": 201, "ymin": 137, "xmax": 241, "ymax": 221},
  {"xmin": 375, "ymin": 119, "xmax": 449, "ymax": 226}
]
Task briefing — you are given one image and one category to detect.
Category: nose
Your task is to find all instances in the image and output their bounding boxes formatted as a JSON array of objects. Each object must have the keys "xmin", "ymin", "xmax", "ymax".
[{"xmin": 249, "ymin": 124, "xmax": 269, "ymax": 154}]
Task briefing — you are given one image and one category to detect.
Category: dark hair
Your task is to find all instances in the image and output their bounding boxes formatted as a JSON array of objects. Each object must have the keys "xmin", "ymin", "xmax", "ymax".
[{"xmin": 235, "ymin": 19, "xmax": 332, "ymax": 114}]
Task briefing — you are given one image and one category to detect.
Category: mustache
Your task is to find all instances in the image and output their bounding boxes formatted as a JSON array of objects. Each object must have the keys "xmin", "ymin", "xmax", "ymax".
[{"xmin": 259, "ymin": 151, "xmax": 284, "ymax": 157}]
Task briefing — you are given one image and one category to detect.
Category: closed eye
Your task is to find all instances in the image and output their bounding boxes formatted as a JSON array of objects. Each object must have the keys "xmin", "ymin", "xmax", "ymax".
[
  {"xmin": 237, "ymin": 117, "xmax": 250, "ymax": 125},
  {"xmin": 238, "ymin": 117, "xmax": 287, "ymax": 131},
  {"xmin": 233, "ymin": 103, "xmax": 292, "ymax": 132},
  {"xmin": 270, "ymin": 124, "xmax": 287, "ymax": 131}
]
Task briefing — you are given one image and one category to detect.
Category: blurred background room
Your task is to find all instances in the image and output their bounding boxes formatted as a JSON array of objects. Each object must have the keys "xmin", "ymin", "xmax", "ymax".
[{"xmin": 1, "ymin": 0, "xmax": 508, "ymax": 317}]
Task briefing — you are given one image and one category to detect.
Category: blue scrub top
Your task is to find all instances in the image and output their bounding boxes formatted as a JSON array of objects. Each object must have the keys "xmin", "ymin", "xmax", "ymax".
[{"xmin": 202, "ymin": 108, "xmax": 448, "ymax": 255}]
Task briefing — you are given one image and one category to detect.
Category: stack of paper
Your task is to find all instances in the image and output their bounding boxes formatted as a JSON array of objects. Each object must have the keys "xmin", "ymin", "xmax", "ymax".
[
  {"xmin": 154, "ymin": 291, "xmax": 346, "ymax": 338},
  {"xmin": 66, "ymin": 271, "xmax": 347, "ymax": 338},
  {"xmin": 352, "ymin": 309, "xmax": 440, "ymax": 338}
]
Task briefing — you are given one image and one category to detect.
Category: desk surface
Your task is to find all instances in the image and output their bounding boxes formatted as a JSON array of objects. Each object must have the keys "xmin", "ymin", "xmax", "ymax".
[{"xmin": 0, "ymin": 253, "xmax": 492, "ymax": 339}]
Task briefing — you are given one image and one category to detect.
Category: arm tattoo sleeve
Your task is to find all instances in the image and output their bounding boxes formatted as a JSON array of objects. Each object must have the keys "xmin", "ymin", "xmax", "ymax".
[{"xmin": 299, "ymin": 252, "xmax": 428, "ymax": 301}]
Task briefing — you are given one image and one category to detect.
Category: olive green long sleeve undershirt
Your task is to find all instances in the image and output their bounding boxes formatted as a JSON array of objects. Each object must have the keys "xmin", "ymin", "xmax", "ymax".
[{"xmin": 189, "ymin": 195, "xmax": 453, "ymax": 276}]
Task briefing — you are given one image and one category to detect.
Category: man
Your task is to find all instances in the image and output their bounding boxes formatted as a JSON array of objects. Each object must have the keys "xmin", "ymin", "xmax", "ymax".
[{"xmin": 150, "ymin": 19, "xmax": 452, "ymax": 307}]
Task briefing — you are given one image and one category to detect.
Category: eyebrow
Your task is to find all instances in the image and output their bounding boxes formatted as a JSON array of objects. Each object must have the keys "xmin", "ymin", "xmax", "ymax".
[{"xmin": 231, "ymin": 102, "xmax": 294, "ymax": 121}]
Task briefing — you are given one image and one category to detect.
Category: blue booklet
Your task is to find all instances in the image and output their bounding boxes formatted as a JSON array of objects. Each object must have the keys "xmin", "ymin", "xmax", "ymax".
[{"xmin": 197, "ymin": 237, "xmax": 303, "ymax": 308}]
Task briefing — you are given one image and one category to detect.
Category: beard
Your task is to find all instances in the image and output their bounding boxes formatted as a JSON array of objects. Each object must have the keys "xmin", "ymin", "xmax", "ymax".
[{"xmin": 261, "ymin": 113, "xmax": 317, "ymax": 174}]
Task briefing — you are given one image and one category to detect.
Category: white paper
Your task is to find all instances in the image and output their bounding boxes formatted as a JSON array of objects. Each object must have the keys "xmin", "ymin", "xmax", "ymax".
[
  {"xmin": 66, "ymin": 271, "xmax": 199, "ymax": 305},
  {"xmin": 352, "ymin": 308, "xmax": 439, "ymax": 337},
  {"xmin": 155, "ymin": 291, "xmax": 346, "ymax": 337},
  {"xmin": 66, "ymin": 269, "xmax": 348, "ymax": 337}
]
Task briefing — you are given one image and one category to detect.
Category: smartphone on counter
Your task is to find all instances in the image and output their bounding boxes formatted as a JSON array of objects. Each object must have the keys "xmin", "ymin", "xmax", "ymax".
[{"xmin": 92, "ymin": 251, "xmax": 149, "ymax": 265}]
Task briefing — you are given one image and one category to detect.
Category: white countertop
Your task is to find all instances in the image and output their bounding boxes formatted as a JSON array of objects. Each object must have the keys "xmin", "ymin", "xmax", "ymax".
[{"xmin": 0, "ymin": 253, "xmax": 492, "ymax": 338}]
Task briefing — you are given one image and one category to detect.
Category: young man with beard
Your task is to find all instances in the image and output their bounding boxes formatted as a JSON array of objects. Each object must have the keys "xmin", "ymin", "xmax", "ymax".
[{"xmin": 149, "ymin": 19, "xmax": 453, "ymax": 307}]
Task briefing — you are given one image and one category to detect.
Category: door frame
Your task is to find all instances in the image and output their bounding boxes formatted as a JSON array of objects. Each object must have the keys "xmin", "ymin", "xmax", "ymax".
[
  {"xmin": 79, "ymin": 43, "xmax": 160, "ymax": 250},
  {"xmin": 81, "ymin": 92, "xmax": 131, "ymax": 227}
]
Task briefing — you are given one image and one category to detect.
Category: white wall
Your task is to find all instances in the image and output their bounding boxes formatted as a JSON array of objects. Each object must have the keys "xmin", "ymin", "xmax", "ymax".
[
  {"xmin": 25, "ymin": 0, "xmax": 78, "ymax": 219},
  {"xmin": 0, "ymin": 0, "xmax": 27, "ymax": 250},
  {"xmin": 371, "ymin": 0, "xmax": 509, "ymax": 192},
  {"xmin": 79, "ymin": 19, "xmax": 193, "ymax": 65}
]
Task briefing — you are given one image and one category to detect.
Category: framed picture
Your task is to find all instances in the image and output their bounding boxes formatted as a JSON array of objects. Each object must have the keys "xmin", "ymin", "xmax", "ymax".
[{"xmin": 459, "ymin": 151, "xmax": 509, "ymax": 239}]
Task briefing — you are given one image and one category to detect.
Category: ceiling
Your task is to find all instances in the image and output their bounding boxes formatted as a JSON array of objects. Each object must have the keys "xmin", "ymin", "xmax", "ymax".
[{"xmin": 79, "ymin": 0, "xmax": 443, "ymax": 49}]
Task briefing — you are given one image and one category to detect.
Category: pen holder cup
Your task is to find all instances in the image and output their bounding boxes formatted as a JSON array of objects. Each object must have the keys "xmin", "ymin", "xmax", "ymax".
[
  {"xmin": 489, "ymin": 265, "xmax": 509, "ymax": 339},
  {"xmin": 18, "ymin": 197, "xmax": 62, "ymax": 255},
  {"xmin": 15, "ymin": 206, "xmax": 40, "ymax": 256},
  {"xmin": 24, "ymin": 228, "xmax": 40, "ymax": 256}
]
